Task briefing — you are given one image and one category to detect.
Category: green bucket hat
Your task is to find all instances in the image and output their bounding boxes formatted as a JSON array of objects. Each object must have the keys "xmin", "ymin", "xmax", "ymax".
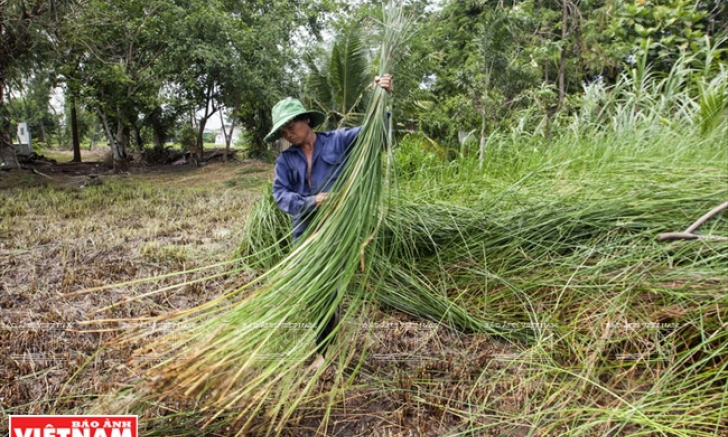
[{"xmin": 264, "ymin": 97, "xmax": 325, "ymax": 142}]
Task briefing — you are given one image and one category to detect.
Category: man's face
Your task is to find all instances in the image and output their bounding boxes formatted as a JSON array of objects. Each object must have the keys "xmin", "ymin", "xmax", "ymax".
[{"xmin": 280, "ymin": 118, "xmax": 311, "ymax": 145}]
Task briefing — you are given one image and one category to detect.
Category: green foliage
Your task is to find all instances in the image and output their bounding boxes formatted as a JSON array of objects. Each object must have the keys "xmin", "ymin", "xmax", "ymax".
[
  {"xmin": 417, "ymin": 94, "xmax": 479, "ymax": 148},
  {"xmin": 176, "ymin": 125, "xmax": 197, "ymax": 151},
  {"xmin": 391, "ymin": 0, "xmax": 726, "ymax": 149},
  {"xmin": 406, "ymin": 0, "xmax": 576, "ymax": 145},
  {"xmin": 695, "ymin": 51, "xmax": 728, "ymax": 134},
  {"xmin": 300, "ymin": 22, "xmax": 377, "ymax": 131},
  {"xmin": 0, "ymin": 0, "xmax": 80, "ymax": 166},
  {"xmin": 43, "ymin": 0, "xmax": 335, "ymax": 160},
  {"xmin": 606, "ymin": 0, "xmax": 714, "ymax": 71},
  {"xmin": 67, "ymin": 0, "xmax": 180, "ymax": 158},
  {"xmin": 392, "ymin": 133, "xmax": 442, "ymax": 178},
  {"xmin": 5, "ymin": 0, "xmax": 725, "ymax": 166},
  {"xmin": 7, "ymin": 75, "xmax": 60, "ymax": 146}
]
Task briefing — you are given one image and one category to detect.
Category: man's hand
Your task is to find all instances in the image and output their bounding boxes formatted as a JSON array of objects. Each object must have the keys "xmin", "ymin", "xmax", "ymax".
[
  {"xmin": 375, "ymin": 74, "xmax": 393, "ymax": 93},
  {"xmin": 315, "ymin": 192, "xmax": 328, "ymax": 206}
]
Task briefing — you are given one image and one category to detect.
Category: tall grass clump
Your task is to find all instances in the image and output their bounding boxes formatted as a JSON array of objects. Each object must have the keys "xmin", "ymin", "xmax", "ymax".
[
  {"xmin": 235, "ymin": 183, "xmax": 291, "ymax": 270},
  {"xmin": 236, "ymin": 161, "xmax": 727, "ymax": 436},
  {"xmin": 391, "ymin": 39, "xmax": 726, "ymax": 207}
]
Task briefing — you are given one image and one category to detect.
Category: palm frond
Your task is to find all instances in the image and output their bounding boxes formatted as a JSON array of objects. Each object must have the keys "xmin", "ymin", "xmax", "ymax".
[
  {"xmin": 698, "ymin": 68, "xmax": 728, "ymax": 135},
  {"xmin": 329, "ymin": 26, "xmax": 370, "ymax": 125}
]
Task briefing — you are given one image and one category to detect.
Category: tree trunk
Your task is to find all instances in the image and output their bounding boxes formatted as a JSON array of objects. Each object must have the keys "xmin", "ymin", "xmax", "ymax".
[
  {"xmin": 115, "ymin": 116, "xmax": 129, "ymax": 171},
  {"xmin": 193, "ymin": 117, "xmax": 207, "ymax": 167},
  {"xmin": 132, "ymin": 126, "xmax": 143, "ymax": 151},
  {"xmin": 70, "ymin": 91, "xmax": 82, "ymax": 162},
  {"xmin": 558, "ymin": 0, "xmax": 569, "ymax": 108},
  {"xmin": 196, "ymin": 118, "xmax": 207, "ymax": 151},
  {"xmin": 0, "ymin": 130, "xmax": 20, "ymax": 170},
  {"xmin": 224, "ymin": 123, "xmax": 233, "ymax": 163},
  {"xmin": 0, "ymin": 72, "xmax": 20, "ymax": 169},
  {"xmin": 478, "ymin": 107, "xmax": 487, "ymax": 170},
  {"xmin": 99, "ymin": 109, "xmax": 127, "ymax": 172},
  {"xmin": 39, "ymin": 121, "xmax": 48, "ymax": 145},
  {"xmin": 219, "ymin": 108, "xmax": 237, "ymax": 163},
  {"xmin": 191, "ymin": 82, "xmax": 218, "ymax": 166}
]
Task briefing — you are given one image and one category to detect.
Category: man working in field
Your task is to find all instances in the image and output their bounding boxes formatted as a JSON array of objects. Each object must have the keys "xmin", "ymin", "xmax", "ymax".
[{"xmin": 265, "ymin": 74, "xmax": 392, "ymax": 369}]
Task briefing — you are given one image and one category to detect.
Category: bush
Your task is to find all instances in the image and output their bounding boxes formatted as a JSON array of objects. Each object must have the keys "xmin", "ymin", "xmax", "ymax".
[
  {"xmin": 393, "ymin": 133, "xmax": 442, "ymax": 178},
  {"xmin": 176, "ymin": 125, "xmax": 197, "ymax": 151}
]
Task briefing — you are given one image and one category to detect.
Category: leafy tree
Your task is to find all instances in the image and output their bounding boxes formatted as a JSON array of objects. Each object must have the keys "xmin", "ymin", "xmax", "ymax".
[
  {"xmin": 164, "ymin": 0, "xmax": 242, "ymax": 156},
  {"xmin": 0, "ymin": 0, "xmax": 83, "ymax": 168},
  {"xmin": 413, "ymin": 1, "xmax": 543, "ymax": 148},
  {"xmin": 604, "ymin": 0, "xmax": 724, "ymax": 72},
  {"xmin": 68, "ymin": 0, "xmax": 180, "ymax": 170},
  {"xmin": 228, "ymin": 0, "xmax": 336, "ymax": 159},
  {"xmin": 162, "ymin": 0, "xmax": 334, "ymax": 161},
  {"xmin": 6, "ymin": 74, "xmax": 59, "ymax": 147}
]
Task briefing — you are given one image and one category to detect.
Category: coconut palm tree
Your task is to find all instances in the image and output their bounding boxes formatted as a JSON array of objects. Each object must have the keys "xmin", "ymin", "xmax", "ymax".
[{"xmin": 302, "ymin": 25, "xmax": 372, "ymax": 130}]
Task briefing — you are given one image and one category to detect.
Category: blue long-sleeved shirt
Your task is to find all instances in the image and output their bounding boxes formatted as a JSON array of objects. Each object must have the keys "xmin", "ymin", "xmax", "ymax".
[{"xmin": 273, "ymin": 127, "xmax": 361, "ymax": 239}]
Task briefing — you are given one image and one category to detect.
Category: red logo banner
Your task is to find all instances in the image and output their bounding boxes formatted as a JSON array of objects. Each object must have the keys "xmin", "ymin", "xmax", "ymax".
[{"xmin": 9, "ymin": 416, "xmax": 138, "ymax": 437}]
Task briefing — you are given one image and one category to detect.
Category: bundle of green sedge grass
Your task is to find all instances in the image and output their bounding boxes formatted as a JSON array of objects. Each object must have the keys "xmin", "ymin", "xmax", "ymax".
[{"xmin": 105, "ymin": 4, "xmax": 415, "ymax": 434}]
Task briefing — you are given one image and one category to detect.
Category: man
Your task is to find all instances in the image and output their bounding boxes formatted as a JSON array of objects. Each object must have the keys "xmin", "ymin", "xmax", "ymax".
[{"xmin": 265, "ymin": 74, "xmax": 392, "ymax": 369}]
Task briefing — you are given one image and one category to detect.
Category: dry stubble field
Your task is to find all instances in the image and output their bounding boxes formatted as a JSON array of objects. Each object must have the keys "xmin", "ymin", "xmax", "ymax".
[
  {"xmin": 1, "ymin": 154, "xmax": 262, "ymax": 425},
  {"xmin": 1, "ymin": 151, "xmax": 527, "ymax": 437}
]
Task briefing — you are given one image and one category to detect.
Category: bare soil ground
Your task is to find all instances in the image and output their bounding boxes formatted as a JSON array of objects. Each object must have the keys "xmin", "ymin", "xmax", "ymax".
[{"xmin": 1, "ymin": 151, "xmax": 521, "ymax": 437}]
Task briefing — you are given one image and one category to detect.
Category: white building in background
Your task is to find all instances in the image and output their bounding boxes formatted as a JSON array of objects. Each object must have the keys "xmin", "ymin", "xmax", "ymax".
[
  {"xmin": 14, "ymin": 122, "xmax": 33, "ymax": 155},
  {"xmin": 214, "ymin": 127, "xmax": 244, "ymax": 147}
]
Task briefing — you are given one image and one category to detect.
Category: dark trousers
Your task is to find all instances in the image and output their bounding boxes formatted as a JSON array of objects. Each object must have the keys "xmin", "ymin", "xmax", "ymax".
[
  {"xmin": 294, "ymin": 235, "xmax": 340, "ymax": 356},
  {"xmin": 315, "ymin": 290, "xmax": 339, "ymax": 356}
]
